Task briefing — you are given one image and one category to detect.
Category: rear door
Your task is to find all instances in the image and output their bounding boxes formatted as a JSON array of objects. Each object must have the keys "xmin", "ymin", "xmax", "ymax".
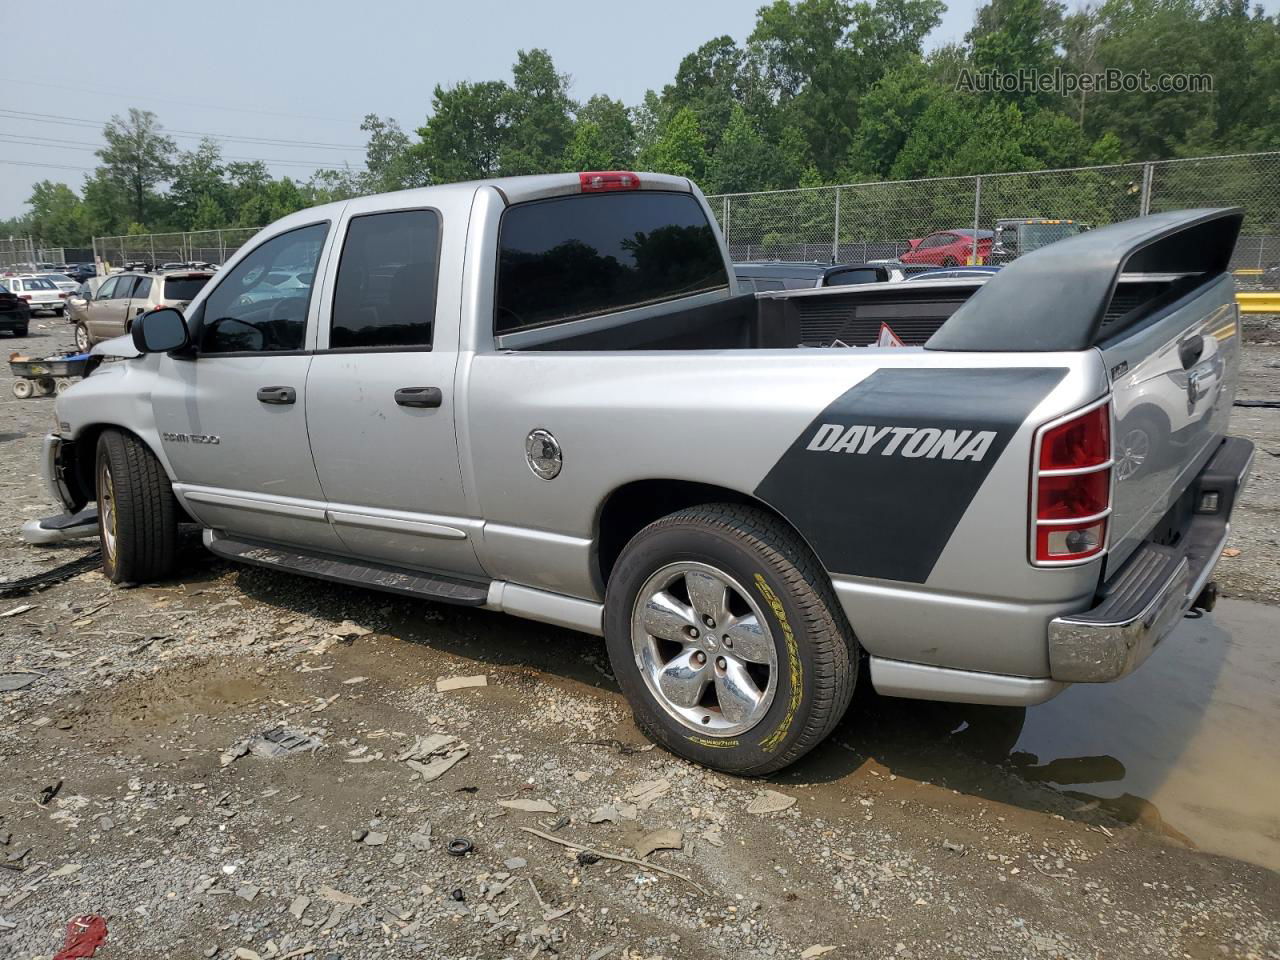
[
  {"xmin": 125, "ymin": 275, "xmax": 153, "ymax": 326},
  {"xmin": 305, "ymin": 196, "xmax": 482, "ymax": 576}
]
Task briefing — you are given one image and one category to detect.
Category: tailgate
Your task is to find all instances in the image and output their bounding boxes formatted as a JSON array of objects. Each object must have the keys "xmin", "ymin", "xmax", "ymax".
[
  {"xmin": 924, "ymin": 206, "xmax": 1246, "ymax": 574},
  {"xmin": 1103, "ymin": 273, "xmax": 1240, "ymax": 569}
]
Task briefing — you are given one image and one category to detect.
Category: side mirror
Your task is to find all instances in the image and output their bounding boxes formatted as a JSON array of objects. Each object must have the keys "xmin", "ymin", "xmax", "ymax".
[{"xmin": 132, "ymin": 307, "xmax": 190, "ymax": 353}]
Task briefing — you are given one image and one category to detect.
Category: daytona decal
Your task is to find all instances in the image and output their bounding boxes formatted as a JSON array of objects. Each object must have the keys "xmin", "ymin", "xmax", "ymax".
[
  {"xmin": 804, "ymin": 423, "xmax": 997, "ymax": 461},
  {"xmin": 754, "ymin": 368, "xmax": 1067, "ymax": 583}
]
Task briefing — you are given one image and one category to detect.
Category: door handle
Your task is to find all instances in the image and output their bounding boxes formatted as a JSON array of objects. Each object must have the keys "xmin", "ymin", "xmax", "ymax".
[
  {"xmin": 257, "ymin": 385, "xmax": 296, "ymax": 405},
  {"xmin": 394, "ymin": 386, "xmax": 443, "ymax": 408},
  {"xmin": 1178, "ymin": 335, "xmax": 1206, "ymax": 370}
]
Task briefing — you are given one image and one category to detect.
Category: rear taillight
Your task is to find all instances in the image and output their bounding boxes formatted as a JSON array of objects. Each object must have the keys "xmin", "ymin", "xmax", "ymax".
[
  {"xmin": 579, "ymin": 171, "xmax": 640, "ymax": 192},
  {"xmin": 1031, "ymin": 399, "xmax": 1113, "ymax": 565}
]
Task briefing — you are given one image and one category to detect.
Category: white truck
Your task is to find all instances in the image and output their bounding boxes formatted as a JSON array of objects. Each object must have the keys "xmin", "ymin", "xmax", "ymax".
[{"xmin": 34, "ymin": 171, "xmax": 1252, "ymax": 774}]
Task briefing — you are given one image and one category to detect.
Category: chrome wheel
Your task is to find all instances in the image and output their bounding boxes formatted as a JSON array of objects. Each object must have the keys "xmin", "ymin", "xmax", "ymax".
[
  {"xmin": 98, "ymin": 458, "xmax": 117, "ymax": 564},
  {"xmin": 75, "ymin": 324, "xmax": 90, "ymax": 352},
  {"xmin": 1116, "ymin": 427, "xmax": 1150, "ymax": 481},
  {"xmin": 630, "ymin": 561, "xmax": 777, "ymax": 737}
]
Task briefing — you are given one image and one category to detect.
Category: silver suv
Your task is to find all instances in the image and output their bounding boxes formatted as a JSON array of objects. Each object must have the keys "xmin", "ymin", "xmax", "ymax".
[{"xmin": 74, "ymin": 269, "xmax": 213, "ymax": 351}]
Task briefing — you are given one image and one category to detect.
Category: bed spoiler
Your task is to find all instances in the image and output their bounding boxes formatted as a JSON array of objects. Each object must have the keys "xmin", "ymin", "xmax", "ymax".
[{"xmin": 925, "ymin": 207, "xmax": 1244, "ymax": 352}]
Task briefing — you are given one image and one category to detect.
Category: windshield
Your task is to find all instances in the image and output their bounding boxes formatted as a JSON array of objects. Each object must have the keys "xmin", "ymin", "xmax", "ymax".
[
  {"xmin": 1017, "ymin": 222, "xmax": 1084, "ymax": 252},
  {"xmin": 45, "ymin": 274, "xmax": 74, "ymax": 283}
]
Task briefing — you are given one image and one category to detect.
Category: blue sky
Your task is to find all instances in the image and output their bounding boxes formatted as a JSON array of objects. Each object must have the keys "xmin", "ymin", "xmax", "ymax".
[{"xmin": 0, "ymin": 0, "xmax": 1242, "ymax": 219}]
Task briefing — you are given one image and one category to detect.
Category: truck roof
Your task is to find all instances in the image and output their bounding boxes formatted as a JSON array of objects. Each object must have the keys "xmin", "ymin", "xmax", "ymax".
[{"xmin": 266, "ymin": 171, "xmax": 696, "ymax": 237}]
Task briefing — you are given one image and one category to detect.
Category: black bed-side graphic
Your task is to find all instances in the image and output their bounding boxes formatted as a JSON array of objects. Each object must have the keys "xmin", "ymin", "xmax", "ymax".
[{"xmin": 754, "ymin": 367, "xmax": 1068, "ymax": 583}]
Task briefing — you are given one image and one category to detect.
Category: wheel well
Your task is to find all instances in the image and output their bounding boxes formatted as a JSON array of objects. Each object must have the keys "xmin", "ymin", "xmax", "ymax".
[
  {"xmin": 66, "ymin": 425, "xmax": 189, "ymax": 520},
  {"xmin": 595, "ymin": 479, "xmax": 809, "ymax": 588}
]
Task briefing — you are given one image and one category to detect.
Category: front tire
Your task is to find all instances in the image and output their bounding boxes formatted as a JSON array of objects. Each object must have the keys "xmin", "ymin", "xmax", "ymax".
[
  {"xmin": 74, "ymin": 323, "xmax": 91, "ymax": 352},
  {"xmin": 96, "ymin": 429, "xmax": 179, "ymax": 584},
  {"xmin": 604, "ymin": 504, "xmax": 857, "ymax": 775}
]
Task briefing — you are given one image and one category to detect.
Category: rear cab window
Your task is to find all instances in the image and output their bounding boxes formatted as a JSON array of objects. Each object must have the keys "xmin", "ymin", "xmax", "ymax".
[
  {"xmin": 162, "ymin": 275, "xmax": 211, "ymax": 302},
  {"xmin": 494, "ymin": 191, "xmax": 729, "ymax": 337}
]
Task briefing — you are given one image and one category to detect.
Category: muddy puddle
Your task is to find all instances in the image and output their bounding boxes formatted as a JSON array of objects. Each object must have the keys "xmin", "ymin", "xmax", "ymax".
[{"xmin": 794, "ymin": 598, "xmax": 1280, "ymax": 873}]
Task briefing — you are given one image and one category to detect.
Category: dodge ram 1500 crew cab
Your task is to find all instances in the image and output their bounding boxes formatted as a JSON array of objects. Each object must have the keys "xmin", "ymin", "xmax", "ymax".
[{"xmin": 37, "ymin": 171, "xmax": 1253, "ymax": 774}]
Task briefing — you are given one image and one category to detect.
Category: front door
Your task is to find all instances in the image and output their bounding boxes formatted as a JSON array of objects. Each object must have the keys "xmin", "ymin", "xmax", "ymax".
[
  {"xmin": 150, "ymin": 220, "xmax": 346, "ymax": 553},
  {"xmin": 304, "ymin": 200, "xmax": 482, "ymax": 577}
]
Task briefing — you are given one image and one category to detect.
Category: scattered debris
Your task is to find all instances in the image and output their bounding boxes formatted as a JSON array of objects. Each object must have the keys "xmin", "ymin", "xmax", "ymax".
[
  {"xmin": 504, "ymin": 857, "xmax": 527, "ymax": 870},
  {"xmin": 235, "ymin": 883, "xmax": 260, "ymax": 902},
  {"xmin": 334, "ymin": 620, "xmax": 372, "ymax": 638},
  {"xmin": 1222, "ymin": 547, "xmax": 1243, "ymax": 558},
  {"xmin": 436, "ymin": 674, "xmax": 487, "ymax": 692},
  {"xmin": 942, "ymin": 840, "xmax": 966, "ymax": 855},
  {"xmin": 447, "ymin": 837, "xmax": 474, "ymax": 856},
  {"xmin": 633, "ymin": 829, "xmax": 683, "ymax": 859},
  {"xmin": 574, "ymin": 738, "xmax": 655, "ymax": 756},
  {"xmin": 626, "ymin": 778, "xmax": 671, "ymax": 810},
  {"xmin": 247, "ymin": 725, "xmax": 323, "ymax": 760},
  {"xmin": 361, "ymin": 831, "xmax": 387, "ymax": 846},
  {"xmin": 314, "ymin": 885, "xmax": 366, "ymax": 906},
  {"xmin": 288, "ymin": 895, "xmax": 310, "ymax": 920},
  {"xmin": 746, "ymin": 789, "xmax": 796, "ymax": 814},
  {"xmin": 498, "ymin": 798, "xmax": 557, "ymax": 813},
  {"xmin": 576, "ymin": 851, "xmax": 601, "ymax": 865},
  {"xmin": 519, "ymin": 826, "xmax": 709, "ymax": 895},
  {"xmin": 0, "ymin": 672, "xmax": 39, "ymax": 692},
  {"xmin": 342, "ymin": 675, "xmax": 368, "ymax": 684},
  {"xmin": 801, "ymin": 947, "xmax": 838, "ymax": 959},
  {"xmin": 396, "ymin": 733, "xmax": 469, "ymax": 781},
  {"xmin": 0, "ymin": 603, "xmax": 36, "ymax": 618},
  {"xmin": 50, "ymin": 863, "xmax": 81, "ymax": 878},
  {"xmin": 51, "ymin": 915, "xmax": 107, "ymax": 960},
  {"xmin": 39, "ymin": 780, "xmax": 64, "ymax": 806}
]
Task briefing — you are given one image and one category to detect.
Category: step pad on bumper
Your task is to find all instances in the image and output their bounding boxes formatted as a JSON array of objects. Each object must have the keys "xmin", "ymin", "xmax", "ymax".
[{"xmin": 206, "ymin": 534, "xmax": 490, "ymax": 606}]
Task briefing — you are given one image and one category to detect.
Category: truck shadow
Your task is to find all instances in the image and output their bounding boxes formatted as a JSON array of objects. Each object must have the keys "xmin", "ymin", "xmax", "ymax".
[{"xmin": 219, "ymin": 553, "xmax": 1228, "ymax": 843}]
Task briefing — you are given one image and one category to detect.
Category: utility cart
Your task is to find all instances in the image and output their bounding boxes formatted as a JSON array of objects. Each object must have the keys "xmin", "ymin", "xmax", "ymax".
[{"xmin": 8, "ymin": 352, "xmax": 91, "ymax": 398}]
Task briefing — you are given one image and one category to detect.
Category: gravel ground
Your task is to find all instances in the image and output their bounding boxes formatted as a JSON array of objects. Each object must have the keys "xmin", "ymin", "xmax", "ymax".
[{"xmin": 1, "ymin": 314, "xmax": 1278, "ymax": 960}]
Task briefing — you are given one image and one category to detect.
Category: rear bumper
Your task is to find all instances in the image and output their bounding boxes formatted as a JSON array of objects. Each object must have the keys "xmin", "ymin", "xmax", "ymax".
[{"xmin": 1047, "ymin": 435, "xmax": 1253, "ymax": 682}]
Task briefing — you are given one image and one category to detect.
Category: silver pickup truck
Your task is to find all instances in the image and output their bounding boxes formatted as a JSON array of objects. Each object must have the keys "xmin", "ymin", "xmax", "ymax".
[{"xmin": 35, "ymin": 171, "xmax": 1253, "ymax": 774}]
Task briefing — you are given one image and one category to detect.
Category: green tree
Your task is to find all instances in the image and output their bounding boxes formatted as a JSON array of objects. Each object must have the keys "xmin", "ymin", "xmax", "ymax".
[
  {"xmin": 360, "ymin": 114, "xmax": 429, "ymax": 192},
  {"xmin": 563, "ymin": 122, "xmax": 614, "ymax": 172},
  {"xmin": 26, "ymin": 181, "xmax": 90, "ymax": 245},
  {"xmin": 704, "ymin": 105, "xmax": 776, "ymax": 193},
  {"xmin": 499, "ymin": 49, "xmax": 576, "ymax": 176},
  {"xmin": 95, "ymin": 108, "xmax": 176, "ymax": 224},
  {"xmin": 169, "ymin": 138, "xmax": 228, "ymax": 230},
  {"xmin": 415, "ymin": 79, "xmax": 511, "ymax": 182},
  {"xmin": 637, "ymin": 107, "xmax": 709, "ymax": 182},
  {"xmin": 576, "ymin": 95, "xmax": 636, "ymax": 167}
]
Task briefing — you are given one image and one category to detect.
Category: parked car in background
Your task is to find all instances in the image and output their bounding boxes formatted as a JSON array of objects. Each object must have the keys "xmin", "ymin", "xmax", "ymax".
[
  {"xmin": 905, "ymin": 266, "xmax": 1003, "ymax": 281},
  {"xmin": 4, "ymin": 275, "xmax": 66, "ymax": 316},
  {"xmin": 734, "ymin": 261, "xmax": 902, "ymax": 291},
  {"xmin": 0, "ymin": 280, "xmax": 32, "ymax": 336},
  {"xmin": 990, "ymin": 218, "xmax": 1089, "ymax": 264},
  {"xmin": 74, "ymin": 269, "xmax": 214, "ymax": 350},
  {"xmin": 900, "ymin": 229, "xmax": 994, "ymax": 267},
  {"xmin": 66, "ymin": 276, "xmax": 109, "ymax": 326},
  {"xmin": 39, "ymin": 273, "xmax": 80, "ymax": 294},
  {"xmin": 65, "ymin": 263, "xmax": 98, "ymax": 283}
]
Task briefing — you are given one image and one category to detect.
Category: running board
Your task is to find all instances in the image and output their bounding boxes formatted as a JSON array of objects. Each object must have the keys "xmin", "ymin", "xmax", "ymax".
[{"xmin": 204, "ymin": 532, "xmax": 490, "ymax": 606}]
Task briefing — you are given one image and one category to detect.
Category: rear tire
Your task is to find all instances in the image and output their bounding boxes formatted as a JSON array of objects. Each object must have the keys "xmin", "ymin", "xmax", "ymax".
[
  {"xmin": 12, "ymin": 379, "xmax": 33, "ymax": 399},
  {"xmin": 95, "ymin": 429, "xmax": 179, "ymax": 584},
  {"xmin": 604, "ymin": 503, "xmax": 857, "ymax": 775}
]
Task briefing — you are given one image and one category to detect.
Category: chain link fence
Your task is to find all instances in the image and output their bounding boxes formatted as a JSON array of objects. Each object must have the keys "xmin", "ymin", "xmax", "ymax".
[
  {"xmin": 708, "ymin": 151, "xmax": 1280, "ymax": 289},
  {"xmin": 92, "ymin": 227, "xmax": 264, "ymax": 272},
  {"xmin": 0, "ymin": 237, "xmax": 38, "ymax": 272}
]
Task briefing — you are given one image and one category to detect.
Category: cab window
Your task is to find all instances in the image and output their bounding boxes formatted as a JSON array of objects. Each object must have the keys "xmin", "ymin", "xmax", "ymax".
[
  {"xmin": 330, "ymin": 210, "xmax": 440, "ymax": 349},
  {"xmin": 196, "ymin": 223, "xmax": 328, "ymax": 354}
]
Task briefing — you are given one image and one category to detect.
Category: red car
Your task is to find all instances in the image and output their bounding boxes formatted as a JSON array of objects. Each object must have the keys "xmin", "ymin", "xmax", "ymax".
[{"xmin": 901, "ymin": 229, "xmax": 994, "ymax": 266}]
